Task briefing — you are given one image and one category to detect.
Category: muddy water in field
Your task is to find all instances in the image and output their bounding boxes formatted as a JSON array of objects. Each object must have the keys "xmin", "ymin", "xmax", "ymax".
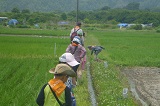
[{"xmin": 123, "ymin": 67, "xmax": 160, "ymax": 106}]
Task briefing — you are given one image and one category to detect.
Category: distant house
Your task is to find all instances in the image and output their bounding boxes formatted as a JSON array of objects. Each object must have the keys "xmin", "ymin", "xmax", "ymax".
[
  {"xmin": 58, "ymin": 21, "xmax": 69, "ymax": 25},
  {"xmin": 141, "ymin": 23, "xmax": 153, "ymax": 28},
  {"xmin": 117, "ymin": 23, "xmax": 128, "ymax": 28},
  {"xmin": 127, "ymin": 24, "xmax": 136, "ymax": 27},
  {"xmin": 0, "ymin": 17, "xmax": 8, "ymax": 22}
]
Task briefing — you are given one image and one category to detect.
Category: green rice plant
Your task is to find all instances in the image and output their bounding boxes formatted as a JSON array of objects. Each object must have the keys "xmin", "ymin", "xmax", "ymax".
[
  {"xmin": 0, "ymin": 36, "xmax": 69, "ymax": 57},
  {"xmin": 1, "ymin": 29, "xmax": 159, "ymax": 106},
  {"xmin": 85, "ymin": 29, "xmax": 160, "ymax": 105},
  {"xmin": 86, "ymin": 30, "xmax": 160, "ymax": 67},
  {"xmin": 0, "ymin": 58, "xmax": 55, "ymax": 106},
  {"xmin": 0, "ymin": 27, "xmax": 70, "ymax": 36},
  {"xmin": 0, "ymin": 35, "xmax": 91, "ymax": 106}
]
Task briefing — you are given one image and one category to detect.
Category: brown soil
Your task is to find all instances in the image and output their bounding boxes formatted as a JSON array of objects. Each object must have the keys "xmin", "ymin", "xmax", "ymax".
[{"xmin": 122, "ymin": 67, "xmax": 160, "ymax": 106}]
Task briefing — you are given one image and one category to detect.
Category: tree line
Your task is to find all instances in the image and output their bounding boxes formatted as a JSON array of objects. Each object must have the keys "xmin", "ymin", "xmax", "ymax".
[
  {"xmin": 0, "ymin": 0, "xmax": 160, "ymax": 12},
  {"xmin": 0, "ymin": 7, "xmax": 160, "ymax": 28}
]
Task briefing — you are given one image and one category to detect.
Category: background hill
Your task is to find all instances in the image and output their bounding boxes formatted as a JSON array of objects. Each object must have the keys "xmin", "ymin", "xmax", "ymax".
[{"xmin": 0, "ymin": 0, "xmax": 160, "ymax": 12}]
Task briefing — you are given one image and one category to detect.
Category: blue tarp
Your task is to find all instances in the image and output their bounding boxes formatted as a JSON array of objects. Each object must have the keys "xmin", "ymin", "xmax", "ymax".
[{"xmin": 8, "ymin": 19, "xmax": 18, "ymax": 25}]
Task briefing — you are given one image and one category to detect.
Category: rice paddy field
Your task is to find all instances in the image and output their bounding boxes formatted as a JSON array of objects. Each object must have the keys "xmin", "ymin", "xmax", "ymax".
[
  {"xmin": 0, "ymin": 27, "xmax": 160, "ymax": 106},
  {"xmin": 85, "ymin": 29, "xmax": 160, "ymax": 106}
]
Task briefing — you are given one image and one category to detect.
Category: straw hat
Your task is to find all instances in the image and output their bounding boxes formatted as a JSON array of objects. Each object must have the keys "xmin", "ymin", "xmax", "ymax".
[{"xmin": 49, "ymin": 64, "xmax": 76, "ymax": 77}]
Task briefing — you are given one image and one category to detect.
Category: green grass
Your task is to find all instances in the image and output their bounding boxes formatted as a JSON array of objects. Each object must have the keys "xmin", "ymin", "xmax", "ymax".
[
  {"xmin": 87, "ymin": 29, "xmax": 160, "ymax": 67},
  {"xmin": 0, "ymin": 26, "xmax": 70, "ymax": 36},
  {"xmin": 74, "ymin": 71, "xmax": 91, "ymax": 106},
  {"xmin": 0, "ymin": 36, "xmax": 69, "ymax": 56},
  {"xmin": 0, "ymin": 58, "xmax": 54, "ymax": 106},
  {"xmin": 0, "ymin": 35, "xmax": 91, "ymax": 106},
  {"xmin": 85, "ymin": 29, "xmax": 160, "ymax": 106},
  {"xmin": 0, "ymin": 28, "xmax": 160, "ymax": 106}
]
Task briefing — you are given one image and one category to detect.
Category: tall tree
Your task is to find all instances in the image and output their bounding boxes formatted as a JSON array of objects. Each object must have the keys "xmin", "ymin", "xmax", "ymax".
[
  {"xmin": 61, "ymin": 13, "xmax": 67, "ymax": 20},
  {"xmin": 22, "ymin": 9, "xmax": 30, "ymax": 14},
  {"xmin": 100, "ymin": 6, "xmax": 110, "ymax": 10},
  {"xmin": 11, "ymin": 7, "xmax": 20, "ymax": 13},
  {"xmin": 124, "ymin": 2, "xmax": 140, "ymax": 10}
]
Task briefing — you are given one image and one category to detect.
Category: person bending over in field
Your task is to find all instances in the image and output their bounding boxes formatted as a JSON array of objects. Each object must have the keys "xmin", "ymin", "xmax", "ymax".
[{"xmin": 88, "ymin": 45, "xmax": 105, "ymax": 61}]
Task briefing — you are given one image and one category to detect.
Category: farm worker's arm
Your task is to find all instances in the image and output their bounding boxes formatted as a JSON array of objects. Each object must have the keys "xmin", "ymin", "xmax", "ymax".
[{"xmin": 80, "ymin": 46, "xmax": 86, "ymax": 60}]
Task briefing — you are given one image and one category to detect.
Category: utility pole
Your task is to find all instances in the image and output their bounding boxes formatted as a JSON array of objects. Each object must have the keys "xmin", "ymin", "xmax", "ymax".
[{"xmin": 76, "ymin": 0, "xmax": 79, "ymax": 22}]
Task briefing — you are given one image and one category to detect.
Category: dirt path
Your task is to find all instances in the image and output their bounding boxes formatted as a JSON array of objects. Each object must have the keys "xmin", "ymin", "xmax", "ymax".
[{"xmin": 122, "ymin": 67, "xmax": 160, "ymax": 106}]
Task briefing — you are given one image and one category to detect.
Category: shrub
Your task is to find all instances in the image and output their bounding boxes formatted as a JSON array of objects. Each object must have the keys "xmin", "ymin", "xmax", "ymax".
[
  {"xmin": 130, "ymin": 24, "xmax": 142, "ymax": 30},
  {"xmin": 135, "ymin": 25, "xmax": 142, "ymax": 30},
  {"xmin": 156, "ymin": 28, "xmax": 160, "ymax": 33},
  {"xmin": 16, "ymin": 25, "xmax": 31, "ymax": 28},
  {"xmin": 143, "ymin": 27, "xmax": 153, "ymax": 30}
]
